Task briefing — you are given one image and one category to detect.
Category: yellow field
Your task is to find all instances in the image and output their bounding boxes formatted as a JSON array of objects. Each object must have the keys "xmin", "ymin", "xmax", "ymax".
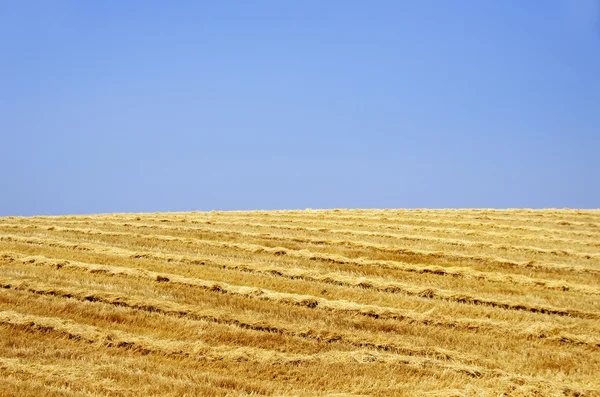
[{"xmin": 0, "ymin": 209, "xmax": 599, "ymax": 396}]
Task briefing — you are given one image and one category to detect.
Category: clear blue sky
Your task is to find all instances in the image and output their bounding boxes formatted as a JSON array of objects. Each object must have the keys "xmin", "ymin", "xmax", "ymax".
[{"xmin": 1, "ymin": 1, "xmax": 599, "ymax": 215}]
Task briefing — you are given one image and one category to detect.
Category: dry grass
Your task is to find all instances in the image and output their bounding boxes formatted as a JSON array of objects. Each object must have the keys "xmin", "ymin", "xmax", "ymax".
[{"xmin": 1, "ymin": 209, "xmax": 599, "ymax": 396}]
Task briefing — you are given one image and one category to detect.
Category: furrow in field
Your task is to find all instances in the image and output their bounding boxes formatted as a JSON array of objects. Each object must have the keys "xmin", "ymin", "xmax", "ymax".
[
  {"xmin": 13, "ymin": 219, "xmax": 600, "ymax": 260},
  {"xmin": 0, "ymin": 309, "xmax": 308, "ymax": 365},
  {"xmin": 0, "ymin": 356, "xmax": 271, "ymax": 397},
  {"xmin": 150, "ymin": 218, "xmax": 600, "ymax": 254},
  {"xmin": 1, "ymin": 253, "xmax": 508, "ymax": 333},
  {"xmin": 0, "ymin": 372, "xmax": 86, "ymax": 397},
  {"xmin": 324, "ymin": 211, "xmax": 600, "ymax": 230},
  {"xmin": 386, "ymin": 209, "xmax": 600, "ymax": 224},
  {"xmin": 288, "ymin": 209, "xmax": 600, "ymax": 230},
  {"xmin": 0, "ymin": 309, "xmax": 493, "ymax": 376},
  {"xmin": 4, "ymin": 245, "xmax": 597, "ymax": 320},
  {"xmin": 12, "ymin": 208, "xmax": 600, "ymax": 223},
  {"xmin": 247, "ymin": 207, "xmax": 600, "ymax": 224},
  {"xmin": 16, "ymin": 212, "xmax": 600, "ymax": 249},
  {"xmin": 186, "ymin": 216, "xmax": 600, "ymax": 249},
  {"xmin": 0, "ymin": 356, "xmax": 200, "ymax": 393},
  {"xmin": 29, "ymin": 209, "xmax": 600, "ymax": 232},
  {"xmin": 3, "ymin": 224, "xmax": 599, "ymax": 278},
  {"xmin": 10, "ymin": 216, "xmax": 600, "ymax": 253},
  {"xmin": 3, "ymin": 233, "xmax": 599, "ymax": 297},
  {"xmin": 415, "ymin": 212, "xmax": 600, "ymax": 229},
  {"xmin": 4, "ymin": 210, "xmax": 600, "ymax": 396},
  {"xmin": 142, "ymin": 220, "xmax": 600, "ymax": 260},
  {"xmin": 2, "ymin": 293, "xmax": 596, "ymax": 397},
  {"xmin": 13, "ymin": 211, "xmax": 600, "ymax": 240},
  {"xmin": 2, "ymin": 251, "xmax": 598, "ymax": 348},
  {"xmin": 2, "ymin": 310, "xmax": 596, "ymax": 396},
  {"xmin": 8, "ymin": 238, "xmax": 600, "ymax": 330},
  {"xmin": 0, "ymin": 274, "xmax": 481, "ymax": 364},
  {"xmin": 191, "ymin": 211, "xmax": 600, "ymax": 238}
]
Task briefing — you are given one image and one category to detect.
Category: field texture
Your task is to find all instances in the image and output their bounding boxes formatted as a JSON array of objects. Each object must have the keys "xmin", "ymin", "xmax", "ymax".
[{"xmin": 0, "ymin": 209, "xmax": 599, "ymax": 396}]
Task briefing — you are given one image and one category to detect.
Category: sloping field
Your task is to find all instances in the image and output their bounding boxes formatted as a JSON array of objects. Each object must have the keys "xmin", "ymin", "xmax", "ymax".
[{"xmin": 1, "ymin": 209, "xmax": 599, "ymax": 396}]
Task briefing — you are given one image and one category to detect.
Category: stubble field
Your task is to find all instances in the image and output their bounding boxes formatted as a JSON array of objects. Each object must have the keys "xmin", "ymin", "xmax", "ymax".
[{"xmin": 0, "ymin": 209, "xmax": 599, "ymax": 396}]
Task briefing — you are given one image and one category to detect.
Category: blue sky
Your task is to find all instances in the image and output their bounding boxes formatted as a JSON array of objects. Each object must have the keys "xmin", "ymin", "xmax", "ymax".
[{"xmin": 1, "ymin": 1, "xmax": 599, "ymax": 215}]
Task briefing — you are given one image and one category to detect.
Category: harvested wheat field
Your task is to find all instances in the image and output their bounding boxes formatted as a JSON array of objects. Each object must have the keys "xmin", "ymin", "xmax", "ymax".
[{"xmin": 0, "ymin": 209, "xmax": 599, "ymax": 396}]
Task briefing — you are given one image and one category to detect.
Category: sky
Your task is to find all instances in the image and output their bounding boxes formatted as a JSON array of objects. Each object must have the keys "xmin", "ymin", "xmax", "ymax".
[{"xmin": 1, "ymin": 1, "xmax": 599, "ymax": 215}]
